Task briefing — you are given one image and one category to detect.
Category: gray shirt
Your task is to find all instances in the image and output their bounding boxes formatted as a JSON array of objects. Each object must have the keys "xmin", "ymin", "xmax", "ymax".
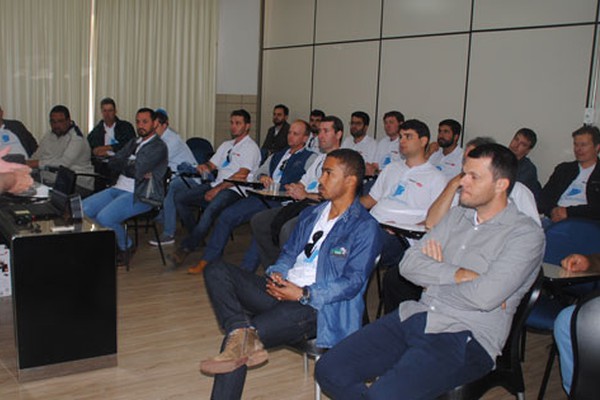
[{"xmin": 399, "ymin": 202, "xmax": 545, "ymax": 359}]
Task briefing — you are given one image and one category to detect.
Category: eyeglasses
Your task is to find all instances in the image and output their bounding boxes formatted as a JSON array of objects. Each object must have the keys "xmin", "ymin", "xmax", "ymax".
[
  {"xmin": 226, "ymin": 148, "xmax": 232, "ymax": 163},
  {"xmin": 304, "ymin": 230, "xmax": 324, "ymax": 258}
]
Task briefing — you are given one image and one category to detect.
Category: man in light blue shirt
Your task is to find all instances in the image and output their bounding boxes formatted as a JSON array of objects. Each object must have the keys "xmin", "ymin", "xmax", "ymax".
[{"xmin": 155, "ymin": 108, "xmax": 196, "ymax": 171}]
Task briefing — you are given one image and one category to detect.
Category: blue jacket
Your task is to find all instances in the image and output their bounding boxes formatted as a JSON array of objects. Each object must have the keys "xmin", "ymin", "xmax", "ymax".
[
  {"xmin": 269, "ymin": 147, "xmax": 314, "ymax": 185},
  {"xmin": 267, "ymin": 198, "xmax": 382, "ymax": 348}
]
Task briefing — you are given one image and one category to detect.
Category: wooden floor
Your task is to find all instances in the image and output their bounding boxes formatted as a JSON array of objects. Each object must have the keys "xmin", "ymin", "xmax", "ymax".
[{"xmin": 0, "ymin": 224, "xmax": 568, "ymax": 399}]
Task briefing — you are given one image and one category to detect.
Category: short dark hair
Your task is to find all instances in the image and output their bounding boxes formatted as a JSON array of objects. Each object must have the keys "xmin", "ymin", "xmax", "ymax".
[
  {"xmin": 516, "ymin": 128, "xmax": 537, "ymax": 149},
  {"xmin": 321, "ymin": 115, "xmax": 344, "ymax": 134},
  {"xmin": 351, "ymin": 111, "xmax": 370, "ymax": 126},
  {"xmin": 327, "ymin": 148, "xmax": 365, "ymax": 195},
  {"xmin": 467, "ymin": 143, "xmax": 518, "ymax": 194},
  {"xmin": 401, "ymin": 119, "xmax": 430, "ymax": 141},
  {"xmin": 383, "ymin": 111, "xmax": 405, "ymax": 124},
  {"xmin": 439, "ymin": 119, "xmax": 462, "ymax": 138},
  {"xmin": 572, "ymin": 125, "xmax": 600, "ymax": 146},
  {"xmin": 274, "ymin": 104, "xmax": 289, "ymax": 116},
  {"xmin": 231, "ymin": 109, "xmax": 251, "ymax": 124},
  {"xmin": 136, "ymin": 107, "xmax": 157, "ymax": 120},
  {"xmin": 310, "ymin": 109, "xmax": 325, "ymax": 119},
  {"xmin": 50, "ymin": 105, "xmax": 71, "ymax": 120},
  {"xmin": 100, "ymin": 97, "xmax": 116, "ymax": 108},
  {"xmin": 156, "ymin": 111, "xmax": 168, "ymax": 125},
  {"xmin": 466, "ymin": 136, "xmax": 496, "ymax": 149}
]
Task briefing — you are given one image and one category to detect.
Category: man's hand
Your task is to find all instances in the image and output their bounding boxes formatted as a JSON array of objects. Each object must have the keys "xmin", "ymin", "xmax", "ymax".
[
  {"xmin": 204, "ymin": 186, "xmax": 222, "ymax": 202},
  {"xmin": 550, "ymin": 206, "xmax": 568, "ymax": 222},
  {"xmin": 365, "ymin": 162, "xmax": 378, "ymax": 177},
  {"xmin": 0, "ymin": 147, "xmax": 31, "ymax": 173},
  {"xmin": 196, "ymin": 163, "xmax": 211, "ymax": 174},
  {"xmin": 1, "ymin": 170, "xmax": 33, "ymax": 194},
  {"xmin": 265, "ymin": 273, "xmax": 303, "ymax": 301},
  {"xmin": 425, "ymin": 142, "xmax": 440, "ymax": 158},
  {"xmin": 561, "ymin": 253, "xmax": 591, "ymax": 272},
  {"xmin": 286, "ymin": 182, "xmax": 308, "ymax": 201},
  {"xmin": 421, "ymin": 239, "xmax": 444, "ymax": 262},
  {"xmin": 92, "ymin": 145, "xmax": 112, "ymax": 157},
  {"xmin": 454, "ymin": 268, "xmax": 480, "ymax": 283},
  {"xmin": 260, "ymin": 175, "xmax": 273, "ymax": 188}
]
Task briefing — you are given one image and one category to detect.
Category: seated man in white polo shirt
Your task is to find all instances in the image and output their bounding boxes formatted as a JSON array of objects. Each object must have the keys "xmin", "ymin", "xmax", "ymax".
[
  {"xmin": 426, "ymin": 119, "xmax": 463, "ymax": 180},
  {"xmin": 167, "ymin": 109, "xmax": 261, "ymax": 269},
  {"xmin": 360, "ymin": 119, "xmax": 447, "ymax": 270},
  {"xmin": 341, "ymin": 111, "xmax": 376, "ymax": 165}
]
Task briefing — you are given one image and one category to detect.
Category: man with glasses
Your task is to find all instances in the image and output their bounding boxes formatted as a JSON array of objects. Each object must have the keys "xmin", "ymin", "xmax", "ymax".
[
  {"xmin": 341, "ymin": 111, "xmax": 376, "ymax": 165},
  {"xmin": 166, "ymin": 109, "xmax": 260, "ymax": 268},
  {"xmin": 28, "ymin": 105, "xmax": 94, "ymax": 190},
  {"xmin": 199, "ymin": 148, "xmax": 381, "ymax": 399}
]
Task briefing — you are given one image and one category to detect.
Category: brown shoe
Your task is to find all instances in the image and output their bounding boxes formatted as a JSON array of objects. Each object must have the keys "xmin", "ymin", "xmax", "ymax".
[
  {"xmin": 244, "ymin": 328, "xmax": 268, "ymax": 368},
  {"xmin": 200, "ymin": 328, "xmax": 250, "ymax": 374},
  {"xmin": 188, "ymin": 260, "xmax": 208, "ymax": 275}
]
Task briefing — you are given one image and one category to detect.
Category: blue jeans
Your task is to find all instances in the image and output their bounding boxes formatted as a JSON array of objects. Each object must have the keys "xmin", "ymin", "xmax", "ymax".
[
  {"xmin": 159, "ymin": 176, "xmax": 207, "ymax": 237},
  {"xmin": 204, "ymin": 261, "xmax": 317, "ymax": 400},
  {"xmin": 202, "ymin": 196, "xmax": 280, "ymax": 265},
  {"xmin": 83, "ymin": 187, "xmax": 153, "ymax": 250},
  {"xmin": 179, "ymin": 189, "xmax": 242, "ymax": 251},
  {"xmin": 173, "ymin": 180, "xmax": 213, "ymax": 233},
  {"xmin": 315, "ymin": 312, "xmax": 494, "ymax": 400},
  {"xmin": 554, "ymin": 305, "xmax": 575, "ymax": 394}
]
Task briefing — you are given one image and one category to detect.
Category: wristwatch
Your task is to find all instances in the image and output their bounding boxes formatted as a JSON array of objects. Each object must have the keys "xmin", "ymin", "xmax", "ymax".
[{"xmin": 299, "ymin": 286, "xmax": 311, "ymax": 305}]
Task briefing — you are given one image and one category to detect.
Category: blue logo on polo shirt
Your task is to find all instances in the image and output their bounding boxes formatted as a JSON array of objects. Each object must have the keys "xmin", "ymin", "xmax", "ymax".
[
  {"xmin": 383, "ymin": 156, "xmax": 391, "ymax": 166},
  {"xmin": 393, "ymin": 184, "xmax": 405, "ymax": 197},
  {"xmin": 566, "ymin": 188, "xmax": 582, "ymax": 197},
  {"xmin": 2, "ymin": 134, "xmax": 9, "ymax": 143},
  {"xmin": 307, "ymin": 181, "xmax": 318, "ymax": 191}
]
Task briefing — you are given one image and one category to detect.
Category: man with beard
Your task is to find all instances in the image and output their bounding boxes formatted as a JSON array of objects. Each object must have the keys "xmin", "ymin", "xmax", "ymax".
[
  {"xmin": 261, "ymin": 104, "xmax": 290, "ymax": 160},
  {"xmin": 306, "ymin": 109, "xmax": 325, "ymax": 153},
  {"xmin": 341, "ymin": 111, "xmax": 376, "ymax": 165},
  {"xmin": 199, "ymin": 149, "xmax": 381, "ymax": 400},
  {"xmin": 167, "ymin": 109, "xmax": 261, "ymax": 270},
  {"xmin": 316, "ymin": 144, "xmax": 545, "ymax": 399},
  {"xmin": 83, "ymin": 108, "xmax": 168, "ymax": 264},
  {"xmin": 29, "ymin": 105, "xmax": 94, "ymax": 189},
  {"xmin": 427, "ymin": 119, "xmax": 463, "ymax": 180}
]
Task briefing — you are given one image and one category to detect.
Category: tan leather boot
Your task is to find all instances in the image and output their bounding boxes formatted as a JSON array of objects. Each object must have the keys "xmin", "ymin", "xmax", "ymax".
[{"xmin": 200, "ymin": 328, "xmax": 249, "ymax": 374}]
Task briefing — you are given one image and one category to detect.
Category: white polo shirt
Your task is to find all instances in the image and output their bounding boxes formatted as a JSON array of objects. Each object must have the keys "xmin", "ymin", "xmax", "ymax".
[
  {"xmin": 0, "ymin": 125, "xmax": 28, "ymax": 158},
  {"xmin": 210, "ymin": 134, "xmax": 261, "ymax": 189},
  {"xmin": 374, "ymin": 136, "xmax": 400, "ymax": 170},
  {"xmin": 369, "ymin": 160, "xmax": 447, "ymax": 225},
  {"xmin": 428, "ymin": 146, "xmax": 463, "ymax": 180},
  {"xmin": 341, "ymin": 135, "xmax": 377, "ymax": 164},
  {"xmin": 300, "ymin": 153, "xmax": 326, "ymax": 193}
]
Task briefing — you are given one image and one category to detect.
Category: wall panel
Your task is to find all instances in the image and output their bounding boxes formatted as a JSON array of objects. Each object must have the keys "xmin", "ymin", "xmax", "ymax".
[
  {"xmin": 315, "ymin": 0, "xmax": 381, "ymax": 43},
  {"xmin": 263, "ymin": 0, "xmax": 314, "ymax": 48},
  {"xmin": 466, "ymin": 25, "xmax": 594, "ymax": 182}
]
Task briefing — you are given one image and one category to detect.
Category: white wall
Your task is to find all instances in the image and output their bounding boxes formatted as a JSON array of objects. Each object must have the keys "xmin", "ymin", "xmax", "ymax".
[
  {"xmin": 217, "ymin": 0, "xmax": 261, "ymax": 95},
  {"xmin": 260, "ymin": 0, "xmax": 600, "ymax": 183}
]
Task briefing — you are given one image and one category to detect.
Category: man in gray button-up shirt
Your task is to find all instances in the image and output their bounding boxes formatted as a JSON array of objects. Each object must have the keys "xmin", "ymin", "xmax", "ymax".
[{"xmin": 315, "ymin": 144, "xmax": 545, "ymax": 400}]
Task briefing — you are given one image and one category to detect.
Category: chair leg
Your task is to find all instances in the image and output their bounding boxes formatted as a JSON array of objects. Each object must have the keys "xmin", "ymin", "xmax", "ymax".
[
  {"xmin": 375, "ymin": 263, "xmax": 385, "ymax": 319},
  {"xmin": 151, "ymin": 223, "xmax": 166, "ymax": 265},
  {"xmin": 538, "ymin": 341, "xmax": 557, "ymax": 400},
  {"xmin": 315, "ymin": 354, "xmax": 321, "ymax": 400},
  {"xmin": 303, "ymin": 351, "xmax": 309, "ymax": 375}
]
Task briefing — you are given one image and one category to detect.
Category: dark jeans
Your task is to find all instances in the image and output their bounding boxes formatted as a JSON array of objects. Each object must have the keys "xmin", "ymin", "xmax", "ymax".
[
  {"xmin": 250, "ymin": 207, "xmax": 299, "ymax": 268},
  {"xmin": 179, "ymin": 189, "xmax": 242, "ymax": 251},
  {"xmin": 315, "ymin": 312, "xmax": 494, "ymax": 400},
  {"xmin": 204, "ymin": 261, "xmax": 317, "ymax": 400}
]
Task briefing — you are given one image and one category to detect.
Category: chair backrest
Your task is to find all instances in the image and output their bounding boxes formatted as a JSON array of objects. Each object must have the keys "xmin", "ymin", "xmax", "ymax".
[
  {"xmin": 544, "ymin": 219, "xmax": 600, "ymax": 265},
  {"xmin": 495, "ymin": 269, "xmax": 544, "ymax": 371},
  {"xmin": 570, "ymin": 290, "xmax": 600, "ymax": 400},
  {"xmin": 186, "ymin": 137, "xmax": 214, "ymax": 165}
]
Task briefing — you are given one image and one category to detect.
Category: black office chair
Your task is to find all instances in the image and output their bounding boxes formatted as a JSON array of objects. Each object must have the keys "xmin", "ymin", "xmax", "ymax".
[
  {"xmin": 437, "ymin": 270, "xmax": 544, "ymax": 400},
  {"xmin": 186, "ymin": 137, "xmax": 214, "ymax": 165},
  {"xmin": 123, "ymin": 169, "xmax": 172, "ymax": 270},
  {"xmin": 569, "ymin": 290, "xmax": 600, "ymax": 400}
]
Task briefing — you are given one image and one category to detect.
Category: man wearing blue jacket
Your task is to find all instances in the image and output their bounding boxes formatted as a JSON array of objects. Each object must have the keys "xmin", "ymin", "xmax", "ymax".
[{"xmin": 200, "ymin": 149, "xmax": 382, "ymax": 400}]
